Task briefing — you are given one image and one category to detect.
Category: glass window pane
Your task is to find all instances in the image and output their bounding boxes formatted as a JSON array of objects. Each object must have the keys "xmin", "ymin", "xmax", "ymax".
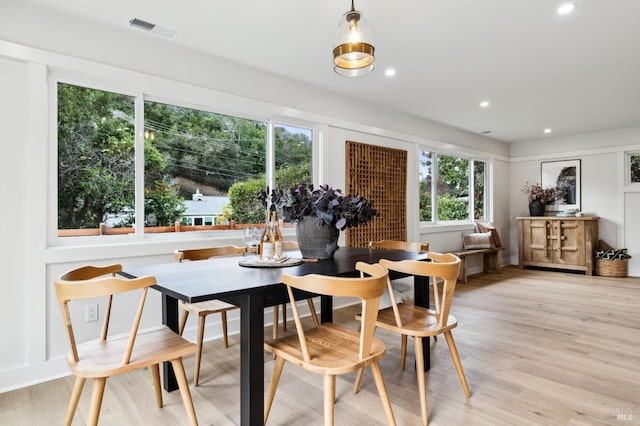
[
  {"xmin": 273, "ymin": 123, "xmax": 313, "ymax": 226},
  {"xmin": 144, "ymin": 100, "xmax": 267, "ymax": 230},
  {"xmin": 437, "ymin": 155, "xmax": 469, "ymax": 221},
  {"xmin": 419, "ymin": 150, "xmax": 433, "ymax": 221},
  {"xmin": 630, "ymin": 153, "xmax": 640, "ymax": 183},
  {"xmin": 474, "ymin": 160, "xmax": 486, "ymax": 220},
  {"xmin": 274, "ymin": 123, "xmax": 312, "ymax": 190},
  {"xmin": 57, "ymin": 82, "xmax": 136, "ymax": 237}
]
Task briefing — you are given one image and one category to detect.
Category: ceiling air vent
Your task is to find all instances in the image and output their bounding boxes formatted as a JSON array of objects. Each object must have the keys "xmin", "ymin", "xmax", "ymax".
[
  {"xmin": 480, "ymin": 130, "xmax": 493, "ymax": 134},
  {"xmin": 129, "ymin": 18, "xmax": 178, "ymax": 38},
  {"xmin": 129, "ymin": 18, "xmax": 156, "ymax": 32}
]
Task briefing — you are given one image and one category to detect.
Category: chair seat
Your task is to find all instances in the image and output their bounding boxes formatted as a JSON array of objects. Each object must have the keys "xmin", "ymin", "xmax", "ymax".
[
  {"xmin": 365, "ymin": 305, "xmax": 458, "ymax": 337},
  {"xmin": 68, "ymin": 326, "xmax": 197, "ymax": 378},
  {"xmin": 264, "ymin": 323, "xmax": 386, "ymax": 375},
  {"xmin": 179, "ymin": 299, "xmax": 237, "ymax": 315}
]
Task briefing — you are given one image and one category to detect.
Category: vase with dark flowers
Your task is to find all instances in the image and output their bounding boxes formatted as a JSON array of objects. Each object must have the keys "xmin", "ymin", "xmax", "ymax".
[
  {"xmin": 521, "ymin": 182, "xmax": 556, "ymax": 216},
  {"xmin": 259, "ymin": 184, "xmax": 378, "ymax": 259}
]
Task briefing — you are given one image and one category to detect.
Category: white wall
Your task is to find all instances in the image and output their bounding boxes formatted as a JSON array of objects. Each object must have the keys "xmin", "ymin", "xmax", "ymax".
[
  {"xmin": 509, "ymin": 128, "xmax": 640, "ymax": 270},
  {"xmin": 0, "ymin": 57, "xmax": 29, "ymax": 373}
]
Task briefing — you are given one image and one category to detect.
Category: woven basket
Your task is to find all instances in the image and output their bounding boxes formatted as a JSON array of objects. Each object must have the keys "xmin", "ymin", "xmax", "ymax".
[{"xmin": 596, "ymin": 258, "xmax": 628, "ymax": 277}]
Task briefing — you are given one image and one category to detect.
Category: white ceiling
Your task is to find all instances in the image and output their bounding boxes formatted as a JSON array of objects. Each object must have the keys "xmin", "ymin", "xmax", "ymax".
[{"xmin": 15, "ymin": 0, "xmax": 640, "ymax": 142}]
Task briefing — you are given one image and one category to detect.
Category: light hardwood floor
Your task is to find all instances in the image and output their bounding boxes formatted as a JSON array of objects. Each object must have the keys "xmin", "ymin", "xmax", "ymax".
[{"xmin": 2, "ymin": 266, "xmax": 639, "ymax": 425}]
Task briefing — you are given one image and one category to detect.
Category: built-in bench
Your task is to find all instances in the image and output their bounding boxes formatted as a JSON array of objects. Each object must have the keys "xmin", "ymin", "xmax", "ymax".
[{"xmin": 450, "ymin": 246, "xmax": 505, "ymax": 284}]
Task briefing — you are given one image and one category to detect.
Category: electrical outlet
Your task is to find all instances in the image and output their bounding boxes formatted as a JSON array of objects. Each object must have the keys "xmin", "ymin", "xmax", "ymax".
[{"xmin": 85, "ymin": 303, "xmax": 98, "ymax": 322}]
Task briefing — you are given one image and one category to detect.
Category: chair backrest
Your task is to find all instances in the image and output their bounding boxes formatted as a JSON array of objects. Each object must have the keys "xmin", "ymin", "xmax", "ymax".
[
  {"xmin": 369, "ymin": 240, "xmax": 429, "ymax": 252},
  {"xmin": 282, "ymin": 240, "xmax": 299, "ymax": 251},
  {"xmin": 59, "ymin": 264, "xmax": 124, "ymax": 343},
  {"xmin": 175, "ymin": 245, "xmax": 246, "ymax": 262},
  {"xmin": 379, "ymin": 252, "xmax": 461, "ymax": 328},
  {"xmin": 280, "ymin": 262, "xmax": 388, "ymax": 363},
  {"xmin": 55, "ymin": 264, "xmax": 156, "ymax": 365},
  {"xmin": 247, "ymin": 240, "xmax": 298, "ymax": 254}
]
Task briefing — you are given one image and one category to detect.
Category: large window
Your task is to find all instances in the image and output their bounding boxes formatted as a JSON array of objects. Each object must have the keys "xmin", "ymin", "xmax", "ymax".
[
  {"xmin": 57, "ymin": 83, "xmax": 136, "ymax": 235},
  {"xmin": 274, "ymin": 123, "xmax": 312, "ymax": 192},
  {"xmin": 56, "ymin": 81, "xmax": 313, "ymax": 239},
  {"xmin": 144, "ymin": 100, "xmax": 268, "ymax": 227},
  {"xmin": 627, "ymin": 152, "xmax": 640, "ymax": 184},
  {"xmin": 419, "ymin": 149, "xmax": 487, "ymax": 222}
]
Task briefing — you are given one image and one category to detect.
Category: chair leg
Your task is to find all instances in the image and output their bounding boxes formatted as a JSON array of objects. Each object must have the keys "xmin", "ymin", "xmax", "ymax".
[
  {"xmin": 352, "ymin": 367, "xmax": 364, "ymax": 394},
  {"xmin": 370, "ymin": 361, "xmax": 397, "ymax": 426},
  {"xmin": 87, "ymin": 377, "xmax": 107, "ymax": 426},
  {"xmin": 281, "ymin": 304, "xmax": 287, "ymax": 331},
  {"xmin": 221, "ymin": 310, "xmax": 229, "ymax": 348},
  {"xmin": 171, "ymin": 359, "xmax": 198, "ymax": 426},
  {"xmin": 194, "ymin": 314, "xmax": 206, "ymax": 386},
  {"xmin": 400, "ymin": 334, "xmax": 407, "ymax": 370},
  {"xmin": 323, "ymin": 374, "xmax": 336, "ymax": 426},
  {"xmin": 272, "ymin": 306, "xmax": 279, "ymax": 339},
  {"xmin": 413, "ymin": 337, "xmax": 428, "ymax": 426},
  {"xmin": 151, "ymin": 363, "xmax": 163, "ymax": 407},
  {"xmin": 307, "ymin": 298, "xmax": 320, "ymax": 327},
  {"xmin": 179, "ymin": 310, "xmax": 189, "ymax": 335},
  {"xmin": 443, "ymin": 331, "xmax": 471, "ymax": 398},
  {"xmin": 264, "ymin": 356, "xmax": 285, "ymax": 424},
  {"xmin": 432, "ymin": 277, "xmax": 441, "ymax": 315},
  {"xmin": 431, "ymin": 278, "xmax": 440, "ymax": 342},
  {"xmin": 64, "ymin": 376, "xmax": 86, "ymax": 426}
]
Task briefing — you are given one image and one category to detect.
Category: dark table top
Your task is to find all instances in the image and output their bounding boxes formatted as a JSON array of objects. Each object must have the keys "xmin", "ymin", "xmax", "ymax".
[{"xmin": 123, "ymin": 246, "xmax": 428, "ymax": 303}]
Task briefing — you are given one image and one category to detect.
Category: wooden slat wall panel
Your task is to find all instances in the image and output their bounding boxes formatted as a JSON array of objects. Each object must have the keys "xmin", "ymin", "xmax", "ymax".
[{"xmin": 345, "ymin": 141, "xmax": 407, "ymax": 247}]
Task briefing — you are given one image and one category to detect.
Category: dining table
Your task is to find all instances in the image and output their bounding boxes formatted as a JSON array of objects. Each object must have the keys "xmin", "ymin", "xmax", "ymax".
[{"xmin": 121, "ymin": 246, "xmax": 430, "ymax": 426}]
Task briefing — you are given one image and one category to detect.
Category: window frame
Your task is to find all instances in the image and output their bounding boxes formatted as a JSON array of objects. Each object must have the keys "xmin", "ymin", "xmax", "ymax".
[
  {"xmin": 50, "ymin": 77, "xmax": 318, "ymax": 246},
  {"xmin": 626, "ymin": 151, "xmax": 640, "ymax": 186},
  {"xmin": 419, "ymin": 147, "xmax": 491, "ymax": 226}
]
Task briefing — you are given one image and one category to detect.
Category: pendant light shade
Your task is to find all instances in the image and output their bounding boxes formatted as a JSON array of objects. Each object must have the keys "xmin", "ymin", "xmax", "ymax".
[{"xmin": 333, "ymin": 0, "xmax": 375, "ymax": 77}]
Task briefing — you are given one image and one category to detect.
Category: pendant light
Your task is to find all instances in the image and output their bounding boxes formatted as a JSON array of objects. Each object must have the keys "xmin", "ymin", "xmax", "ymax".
[{"xmin": 332, "ymin": 0, "xmax": 375, "ymax": 77}]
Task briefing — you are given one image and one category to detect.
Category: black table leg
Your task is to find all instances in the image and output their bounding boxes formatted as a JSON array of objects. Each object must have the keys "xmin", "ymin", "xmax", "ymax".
[
  {"xmin": 239, "ymin": 293, "xmax": 264, "ymax": 426},
  {"xmin": 413, "ymin": 275, "xmax": 431, "ymax": 371},
  {"xmin": 161, "ymin": 293, "xmax": 179, "ymax": 391},
  {"xmin": 320, "ymin": 295, "xmax": 333, "ymax": 323}
]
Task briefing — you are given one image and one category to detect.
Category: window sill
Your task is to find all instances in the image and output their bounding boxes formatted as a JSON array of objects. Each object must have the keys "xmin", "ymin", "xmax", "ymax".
[{"xmin": 419, "ymin": 222, "xmax": 476, "ymax": 234}]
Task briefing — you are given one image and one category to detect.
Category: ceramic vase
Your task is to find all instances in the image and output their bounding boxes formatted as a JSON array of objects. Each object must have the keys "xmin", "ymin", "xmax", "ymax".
[
  {"xmin": 295, "ymin": 216, "xmax": 339, "ymax": 259},
  {"xmin": 529, "ymin": 199, "xmax": 545, "ymax": 216}
]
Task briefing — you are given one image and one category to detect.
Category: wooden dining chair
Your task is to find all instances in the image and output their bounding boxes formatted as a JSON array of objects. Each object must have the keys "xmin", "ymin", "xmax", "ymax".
[
  {"xmin": 271, "ymin": 240, "xmax": 320, "ymax": 338},
  {"xmin": 175, "ymin": 245, "xmax": 245, "ymax": 386},
  {"xmin": 264, "ymin": 262, "xmax": 397, "ymax": 426},
  {"xmin": 353, "ymin": 253, "xmax": 470, "ymax": 426},
  {"xmin": 369, "ymin": 239, "xmax": 435, "ymax": 362},
  {"xmin": 55, "ymin": 264, "xmax": 198, "ymax": 426},
  {"xmin": 369, "ymin": 239, "xmax": 430, "ymax": 253}
]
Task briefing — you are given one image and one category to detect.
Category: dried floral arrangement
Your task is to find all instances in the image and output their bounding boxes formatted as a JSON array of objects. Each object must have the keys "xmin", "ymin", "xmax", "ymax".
[
  {"xmin": 258, "ymin": 184, "xmax": 378, "ymax": 230},
  {"xmin": 521, "ymin": 181, "xmax": 557, "ymax": 203}
]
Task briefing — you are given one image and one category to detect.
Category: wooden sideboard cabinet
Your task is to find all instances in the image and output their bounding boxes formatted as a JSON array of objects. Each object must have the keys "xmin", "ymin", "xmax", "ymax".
[{"xmin": 517, "ymin": 216, "xmax": 599, "ymax": 275}]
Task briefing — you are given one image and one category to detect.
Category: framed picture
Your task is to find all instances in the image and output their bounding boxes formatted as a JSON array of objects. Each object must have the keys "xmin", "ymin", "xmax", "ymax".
[{"xmin": 541, "ymin": 159, "xmax": 581, "ymax": 212}]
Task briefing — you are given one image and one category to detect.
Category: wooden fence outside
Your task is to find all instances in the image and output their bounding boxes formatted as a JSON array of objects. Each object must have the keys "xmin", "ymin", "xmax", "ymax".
[{"xmin": 57, "ymin": 220, "xmax": 294, "ymax": 237}]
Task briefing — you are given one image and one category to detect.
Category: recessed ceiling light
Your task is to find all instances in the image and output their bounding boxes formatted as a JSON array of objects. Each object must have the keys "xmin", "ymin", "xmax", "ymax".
[
  {"xmin": 385, "ymin": 69, "xmax": 396, "ymax": 77},
  {"xmin": 544, "ymin": 128, "xmax": 552, "ymax": 134},
  {"xmin": 557, "ymin": 3, "xmax": 577, "ymax": 15},
  {"xmin": 479, "ymin": 101, "xmax": 490, "ymax": 108}
]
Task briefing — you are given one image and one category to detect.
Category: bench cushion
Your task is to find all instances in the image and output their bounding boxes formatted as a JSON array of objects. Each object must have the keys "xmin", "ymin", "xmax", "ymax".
[{"xmin": 462, "ymin": 232, "xmax": 493, "ymax": 249}]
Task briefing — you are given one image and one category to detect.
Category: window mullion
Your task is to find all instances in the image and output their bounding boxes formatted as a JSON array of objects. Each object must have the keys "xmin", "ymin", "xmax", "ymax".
[
  {"xmin": 432, "ymin": 154, "xmax": 438, "ymax": 222},
  {"xmin": 134, "ymin": 95, "xmax": 145, "ymax": 237},
  {"xmin": 469, "ymin": 159, "xmax": 475, "ymax": 221},
  {"xmin": 266, "ymin": 119, "xmax": 275, "ymax": 191}
]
